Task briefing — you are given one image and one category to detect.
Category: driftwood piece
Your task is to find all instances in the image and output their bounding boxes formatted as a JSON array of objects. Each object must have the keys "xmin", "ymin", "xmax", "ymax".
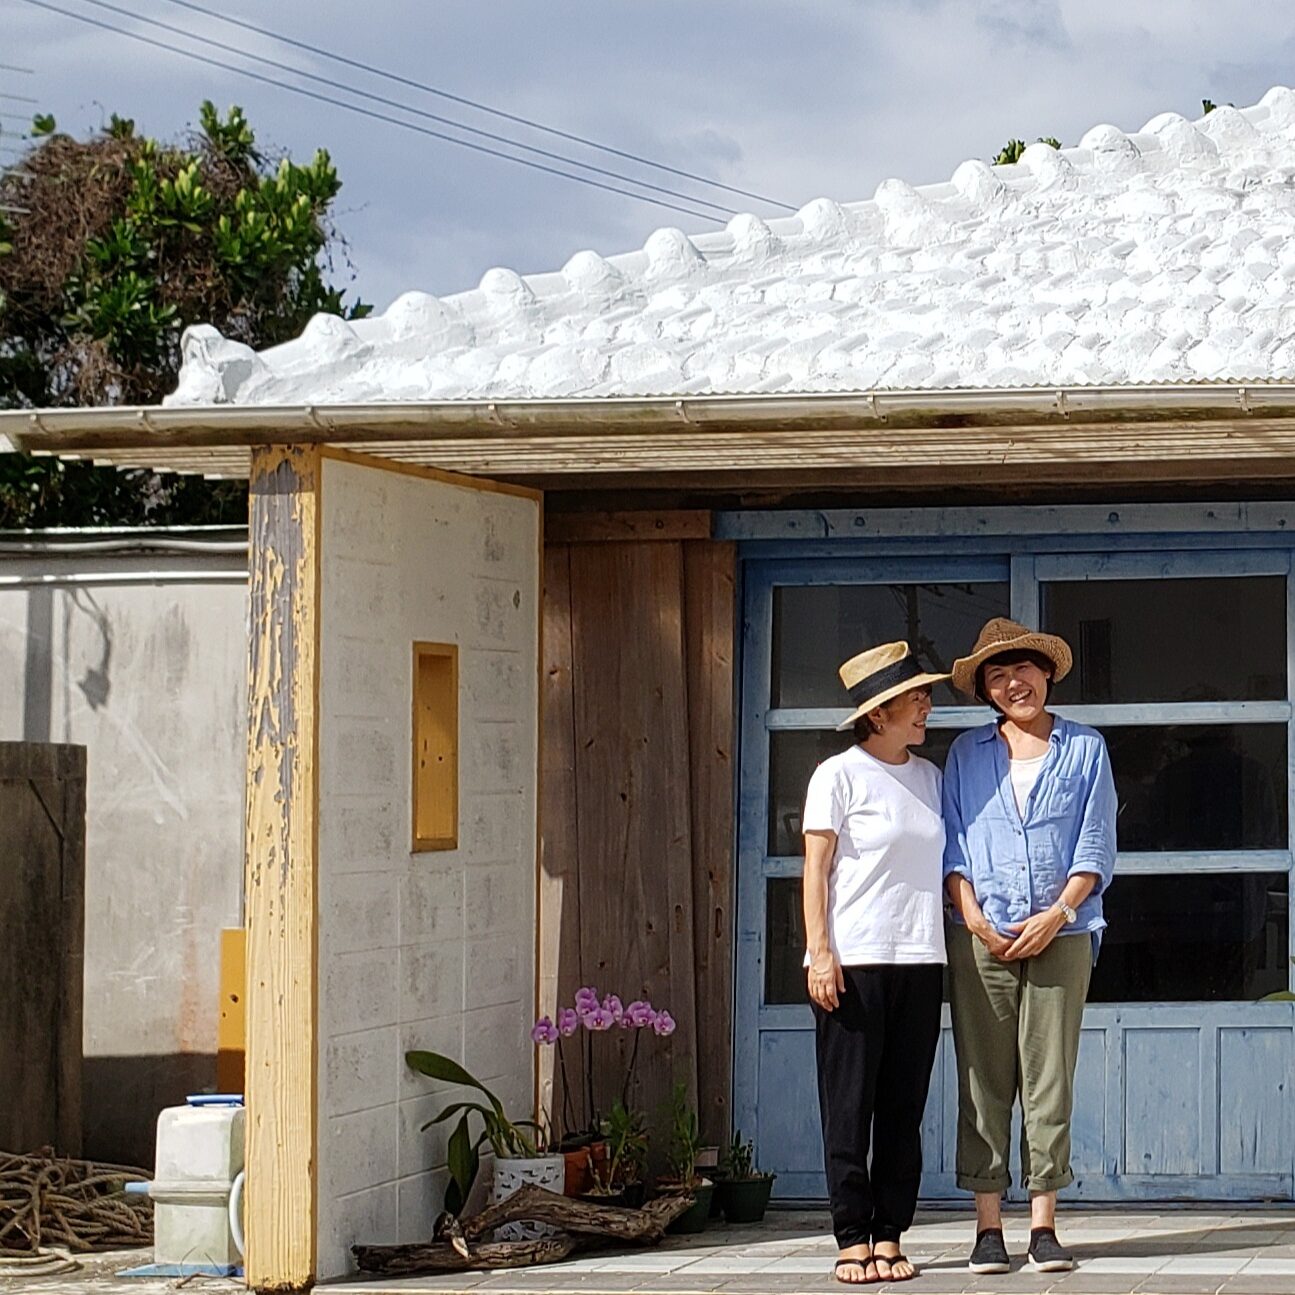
[
  {"xmin": 354, "ymin": 1236, "xmax": 576, "ymax": 1274},
  {"xmin": 459, "ymin": 1186, "xmax": 691, "ymax": 1242},
  {"xmin": 353, "ymin": 1188, "xmax": 695, "ymax": 1276}
]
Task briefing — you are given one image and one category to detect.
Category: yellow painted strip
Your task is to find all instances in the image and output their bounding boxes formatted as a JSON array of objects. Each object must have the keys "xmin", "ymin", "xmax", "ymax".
[
  {"xmin": 216, "ymin": 927, "xmax": 246, "ymax": 1095},
  {"xmin": 244, "ymin": 444, "xmax": 321, "ymax": 1291}
]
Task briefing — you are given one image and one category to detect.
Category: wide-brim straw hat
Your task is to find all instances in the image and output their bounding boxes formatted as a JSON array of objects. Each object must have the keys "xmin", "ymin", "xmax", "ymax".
[
  {"xmin": 950, "ymin": 617, "xmax": 1073, "ymax": 698},
  {"xmin": 835, "ymin": 642, "xmax": 950, "ymax": 732}
]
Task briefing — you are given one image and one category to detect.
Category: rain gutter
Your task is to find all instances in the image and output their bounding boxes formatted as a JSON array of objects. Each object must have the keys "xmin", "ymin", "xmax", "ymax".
[{"xmin": 2, "ymin": 383, "xmax": 1293, "ymax": 452}]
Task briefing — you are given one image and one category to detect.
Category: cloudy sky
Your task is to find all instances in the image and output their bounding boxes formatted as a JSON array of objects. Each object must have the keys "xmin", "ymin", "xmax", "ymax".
[{"xmin": 8, "ymin": 1, "xmax": 1295, "ymax": 314}]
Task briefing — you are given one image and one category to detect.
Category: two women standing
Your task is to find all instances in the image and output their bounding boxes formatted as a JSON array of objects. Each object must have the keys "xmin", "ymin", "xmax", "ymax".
[{"xmin": 803, "ymin": 618, "xmax": 1117, "ymax": 1283}]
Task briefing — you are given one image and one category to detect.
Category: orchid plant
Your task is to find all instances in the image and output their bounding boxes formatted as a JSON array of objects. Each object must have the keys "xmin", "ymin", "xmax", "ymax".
[{"xmin": 531, "ymin": 986, "xmax": 676, "ymax": 1144}]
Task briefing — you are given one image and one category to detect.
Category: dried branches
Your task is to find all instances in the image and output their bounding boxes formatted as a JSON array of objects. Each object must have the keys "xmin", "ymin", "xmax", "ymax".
[{"xmin": 0, "ymin": 1150, "xmax": 152, "ymax": 1256}]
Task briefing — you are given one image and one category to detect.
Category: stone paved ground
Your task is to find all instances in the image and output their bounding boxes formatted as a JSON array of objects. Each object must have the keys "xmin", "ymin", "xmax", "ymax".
[{"xmin": 5, "ymin": 1208, "xmax": 1295, "ymax": 1295}]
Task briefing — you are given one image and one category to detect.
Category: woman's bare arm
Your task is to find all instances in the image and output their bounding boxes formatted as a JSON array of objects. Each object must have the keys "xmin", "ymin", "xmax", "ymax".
[{"xmin": 803, "ymin": 829, "xmax": 845, "ymax": 1009}]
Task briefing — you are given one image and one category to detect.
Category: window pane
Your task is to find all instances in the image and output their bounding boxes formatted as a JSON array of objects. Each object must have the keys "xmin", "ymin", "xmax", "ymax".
[
  {"xmin": 765, "ymin": 877, "xmax": 809, "ymax": 1005},
  {"xmin": 1106, "ymin": 724, "xmax": 1287, "ymax": 851},
  {"xmin": 1042, "ymin": 575, "xmax": 1285, "ymax": 704},
  {"xmin": 1090, "ymin": 872, "xmax": 1290, "ymax": 1002},
  {"xmin": 767, "ymin": 728, "xmax": 961, "ymax": 857},
  {"xmin": 772, "ymin": 582, "xmax": 1010, "ymax": 709}
]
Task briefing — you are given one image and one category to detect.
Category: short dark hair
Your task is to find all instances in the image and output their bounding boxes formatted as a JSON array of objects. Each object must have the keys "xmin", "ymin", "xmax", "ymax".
[
  {"xmin": 975, "ymin": 648, "xmax": 1056, "ymax": 709},
  {"xmin": 852, "ymin": 712, "xmax": 884, "ymax": 741}
]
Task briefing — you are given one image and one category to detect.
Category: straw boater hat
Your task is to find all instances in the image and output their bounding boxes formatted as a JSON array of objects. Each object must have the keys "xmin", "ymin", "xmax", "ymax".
[
  {"xmin": 950, "ymin": 617, "xmax": 1073, "ymax": 698},
  {"xmin": 835, "ymin": 643, "xmax": 950, "ymax": 732}
]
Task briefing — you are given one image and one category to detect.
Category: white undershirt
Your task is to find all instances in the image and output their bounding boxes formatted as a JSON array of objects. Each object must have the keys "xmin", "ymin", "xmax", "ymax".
[{"xmin": 1009, "ymin": 753, "xmax": 1048, "ymax": 817}]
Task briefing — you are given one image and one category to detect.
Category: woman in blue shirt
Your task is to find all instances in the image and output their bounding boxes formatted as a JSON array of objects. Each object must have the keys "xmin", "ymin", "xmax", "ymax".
[{"xmin": 942, "ymin": 618, "xmax": 1116, "ymax": 1277}]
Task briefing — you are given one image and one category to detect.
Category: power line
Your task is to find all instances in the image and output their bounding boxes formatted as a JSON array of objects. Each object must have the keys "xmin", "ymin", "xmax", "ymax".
[
  {"xmin": 19, "ymin": 0, "xmax": 726, "ymax": 223},
  {"xmin": 156, "ymin": 0, "xmax": 794, "ymax": 212},
  {"xmin": 76, "ymin": 0, "xmax": 738, "ymax": 219}
]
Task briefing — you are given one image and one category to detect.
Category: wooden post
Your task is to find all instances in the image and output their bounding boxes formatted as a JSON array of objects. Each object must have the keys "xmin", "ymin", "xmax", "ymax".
[{"xmin": 244, "ymin": 445, "xmax": 321, "ymax": 1291}]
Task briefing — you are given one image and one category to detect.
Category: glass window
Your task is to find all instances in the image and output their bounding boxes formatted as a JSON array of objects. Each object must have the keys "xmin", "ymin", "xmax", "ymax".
[
  {"xmin": 765, "ymin": 877, "xmax": 809, "ymax": 1005},
  {"xmin": 772, "ymin": 582, "xmax": 1010, "ymax": 709},
  {"xmin": 1105, "ymin": 724, "xmax": 1287, "ymax": 851},
  {"xmin": 1042, "ymin": 576, "xmax": 1285, "ymax": 704},
  {"xmin": 767, "ymin": 728, "xmax": 961, "ymax": 857},
  {"xmin": 1089, "ymin": 872, "xmax": 1290, "ymax": 1001}
]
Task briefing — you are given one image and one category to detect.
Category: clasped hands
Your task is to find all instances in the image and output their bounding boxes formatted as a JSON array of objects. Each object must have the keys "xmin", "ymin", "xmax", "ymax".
[{"xmin": 974, "ymin": 905, "xmax": 1067, "ymax": 961}]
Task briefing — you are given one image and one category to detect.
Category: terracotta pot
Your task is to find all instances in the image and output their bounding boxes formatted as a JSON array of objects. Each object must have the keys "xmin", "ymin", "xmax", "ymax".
[{"xmin": 561, "ymin": 1145, "xmax": 593, "ymax": 1196}]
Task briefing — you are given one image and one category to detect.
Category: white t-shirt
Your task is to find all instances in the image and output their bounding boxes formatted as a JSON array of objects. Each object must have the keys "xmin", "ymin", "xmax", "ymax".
[
  {"xmin": 1009, "ymin": 753, "xmax": 1048, "ymax": 817},
  {"xmin": 802, "ymin": 745, "xmax": 947, "ymax": 966}
]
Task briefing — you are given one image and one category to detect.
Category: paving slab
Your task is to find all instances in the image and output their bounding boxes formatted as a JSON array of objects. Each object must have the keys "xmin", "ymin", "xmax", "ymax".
[{"xmin": 7, "ymin": 1208, "xmax": 1295, "ymax": 1295}]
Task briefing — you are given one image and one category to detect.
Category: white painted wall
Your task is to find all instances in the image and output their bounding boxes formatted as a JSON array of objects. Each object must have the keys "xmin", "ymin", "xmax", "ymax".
[
  {"xmin": 316, "ymin": 457, "xmax": 540, "ymax": 1280},
  {"xmin": 0, "ymin": 534, "xmax": 247, "ymax": 1165}
]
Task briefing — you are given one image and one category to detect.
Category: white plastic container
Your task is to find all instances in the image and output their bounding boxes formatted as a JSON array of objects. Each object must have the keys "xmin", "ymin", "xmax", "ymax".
[{"xmin": 149, "ymin": 1099, "xmax": 245, "ymax": 1269}]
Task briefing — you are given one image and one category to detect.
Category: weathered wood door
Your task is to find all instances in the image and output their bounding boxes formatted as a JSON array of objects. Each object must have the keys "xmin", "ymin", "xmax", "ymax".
[
  {"xmin": 735, "ymin": 537, "xmax": 1295, "ymax": 1201},
  {"xmin": 0, "ymin": 742, "xmax": 86, "ymax": 1155}
]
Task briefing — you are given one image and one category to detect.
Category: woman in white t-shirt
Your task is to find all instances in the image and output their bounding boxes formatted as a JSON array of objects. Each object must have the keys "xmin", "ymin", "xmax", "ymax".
[{"xmin": 802, "ymin": 641, "xmax": 949, "ymax": 1285}]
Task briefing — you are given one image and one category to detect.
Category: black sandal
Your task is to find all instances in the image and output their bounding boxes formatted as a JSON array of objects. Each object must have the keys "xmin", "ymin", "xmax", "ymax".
[
  {"xmin": 873, "ymin": 1253, "xmax": 915, "ymax": 1282},
  {"xmin": 833, "ymin": 1256, "xmax": 879, "ymax": 1284}
]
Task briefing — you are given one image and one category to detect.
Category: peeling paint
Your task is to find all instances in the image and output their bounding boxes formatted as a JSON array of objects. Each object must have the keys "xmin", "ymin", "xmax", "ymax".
[{"xmin": 244, "ymin": 444, "xmax": 320, "ymax": 1292}]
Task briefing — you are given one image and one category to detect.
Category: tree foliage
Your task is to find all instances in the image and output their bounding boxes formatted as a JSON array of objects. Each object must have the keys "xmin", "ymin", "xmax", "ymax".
[
  {"xmin": 992, "ymin": 136, "xmax": 1062, "ymax": 166},
  {"xmin": 0, "ymin": 102, "xmax": 367, "ymax": 526}
]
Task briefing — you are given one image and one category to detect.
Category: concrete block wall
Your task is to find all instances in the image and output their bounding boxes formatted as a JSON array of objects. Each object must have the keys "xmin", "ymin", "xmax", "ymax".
[
  {"xmin": 0, "ymin": 540, "xmax": 247, "ymax": 1165},
  {"xmin": 316, "ymin": 457, "xmax": 539, "ymax": 1280}
]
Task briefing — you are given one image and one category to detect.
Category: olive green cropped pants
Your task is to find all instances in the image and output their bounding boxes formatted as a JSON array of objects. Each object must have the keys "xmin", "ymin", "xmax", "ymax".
[{"xmin": 947, "ymin": 924, "xmax": 1092, "ymax": 1195}]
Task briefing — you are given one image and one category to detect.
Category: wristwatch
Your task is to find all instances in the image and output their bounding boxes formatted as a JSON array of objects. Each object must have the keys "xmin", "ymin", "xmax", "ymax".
[{"xmin": 1053, "ymin": 899, "xmax": 1077, "ymax": 924}]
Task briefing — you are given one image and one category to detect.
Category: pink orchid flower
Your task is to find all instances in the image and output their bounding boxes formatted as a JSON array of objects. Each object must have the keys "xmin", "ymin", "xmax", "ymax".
[
  {"xmin": 530, "ymin": 1016, "xmax": 559, "ymax": 1045},
  {"xmin": 584, "ymin": 1006, "xmax": 616, "ymax": 1031},
  {"xmin": 557, "ymin": 1007, "xmax": 580, "ymax": 1036},
  {"xmin": 602, "ymin": 994, "xmax": 625, "ymax": 1024},
  {"xmin": 652, "ymin": 1009, "xmax": 677, "ymax": 1037},
  {"xmin": 625, "ymin": 999, "xmax": 655, "ymax": 1028}
]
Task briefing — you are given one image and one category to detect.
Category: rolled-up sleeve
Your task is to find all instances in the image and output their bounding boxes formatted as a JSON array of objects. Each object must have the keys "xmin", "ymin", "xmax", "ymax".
[
  {"xmin": 1070, "ymin": 737, "xmax": 1117, "ymax": 893},
  {"xmin": 941, "ymin": 742, "xmax": 973, "ymax": 882}
]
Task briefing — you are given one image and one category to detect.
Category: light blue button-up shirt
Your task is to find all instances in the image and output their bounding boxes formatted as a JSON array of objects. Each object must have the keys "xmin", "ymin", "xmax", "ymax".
[{"xmin": 942, "ymin": 716, "xmax": 1117, "ymax": 950}]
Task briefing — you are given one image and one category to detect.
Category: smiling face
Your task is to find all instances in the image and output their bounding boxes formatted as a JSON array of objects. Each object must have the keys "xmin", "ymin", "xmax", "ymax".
[
  {"xmin": 980, "ymin": 654, "xmax": 1053, "ymax": 723},
  {"xmin": 872, "ymin": 683, "xmax": 934, "ymax": 746}
]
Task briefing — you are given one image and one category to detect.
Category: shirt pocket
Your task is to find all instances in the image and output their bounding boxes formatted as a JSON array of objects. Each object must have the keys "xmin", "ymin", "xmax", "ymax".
[{"xmin": 1039, "ymin": 774, "xmax": 1084, "ymax": 823}]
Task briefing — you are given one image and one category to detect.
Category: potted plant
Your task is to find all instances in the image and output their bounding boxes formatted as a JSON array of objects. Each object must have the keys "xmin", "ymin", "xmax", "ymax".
[
  {"xmin": 531, "ymin": 988, "xmax": 675, "ymax": 1195},
  {"xmin": 714, "ymin": 1130, "xmax": 776, "ymax": 1224},
  {"xmin": 658, "ymin": 1082, "xmax": 713, "ymax": 1233},
  {"xmin": 581, "ymin": 1100, "xmax": 649, "ymax": 1208},
  {"xmin": 405, "ymin": 1049, "xmax": 564, "ymax": 1240}
]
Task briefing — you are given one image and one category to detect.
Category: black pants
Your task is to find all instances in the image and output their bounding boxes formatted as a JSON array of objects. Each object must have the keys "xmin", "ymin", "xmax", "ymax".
[{"xmin": 812, "ymin": 963, "xmax": 943, "ymax": 1249}]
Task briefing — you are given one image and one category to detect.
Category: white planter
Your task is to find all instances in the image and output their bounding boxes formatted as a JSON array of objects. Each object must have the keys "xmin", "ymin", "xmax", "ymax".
[{"xmin": 489, "ymin": 1154, "xmax": 565, "ymax": 1242}]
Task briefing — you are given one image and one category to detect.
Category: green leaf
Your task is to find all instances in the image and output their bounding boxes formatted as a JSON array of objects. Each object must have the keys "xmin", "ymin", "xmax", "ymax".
[
  {"xmin": 31, "ymin": 112, "xmax": 56, "ymax": 136},
  {"xmin": 445, "ymin": 1116, "xmax": 479, "ymax": 1216},
  {"xmin": 405, "ymin": 1050, "xmax": 505, "ymax": 1118},
  {"xmin": 419, "ymin": 1100, "xmax": 496, "ymax": 1130}
]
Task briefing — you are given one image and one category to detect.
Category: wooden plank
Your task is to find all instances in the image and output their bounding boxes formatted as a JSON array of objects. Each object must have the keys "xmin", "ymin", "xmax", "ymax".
[
  {"xmin": 0, "ymin": 742, "xmax": 86, "ymax": 1158},
  {"xmin": 569, "ymin": 542, "xmax": 699, "ymax": 1132},
  {"xmin": 544, "ymin": 511, "xmax": 712, "ymax": 544},
  {"xmin": 244, "ymin": 444, "xmax": 320, "ymax": 1292},
  {"xmin": 537, "ymin": 543, "xmax": 581, "ymax": 1132},
  {"xmin": 216, "ymin": 927, "xmax": 246, "ymax": 1095},
  {"xmin": 683, "ymin": 541, "xmax": 736, "ymax": 1146}
]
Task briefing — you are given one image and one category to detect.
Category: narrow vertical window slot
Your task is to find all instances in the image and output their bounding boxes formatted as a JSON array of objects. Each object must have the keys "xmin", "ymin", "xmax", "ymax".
[{"xmin": 412, "ymin": 641, "xmax": 458, "ymax": 850}]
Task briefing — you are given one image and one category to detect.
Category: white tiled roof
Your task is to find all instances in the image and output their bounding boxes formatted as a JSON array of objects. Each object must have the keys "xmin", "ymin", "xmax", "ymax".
[{"xmin": 167, "ymin": 89, "xmax": 1295, "ymax": 407}]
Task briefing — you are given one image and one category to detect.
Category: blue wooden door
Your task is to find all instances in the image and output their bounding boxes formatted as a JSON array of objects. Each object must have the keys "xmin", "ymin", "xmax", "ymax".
[{"xmin": 734, "ymin": 537, "xmax": 1295, "ymax": 1202}]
